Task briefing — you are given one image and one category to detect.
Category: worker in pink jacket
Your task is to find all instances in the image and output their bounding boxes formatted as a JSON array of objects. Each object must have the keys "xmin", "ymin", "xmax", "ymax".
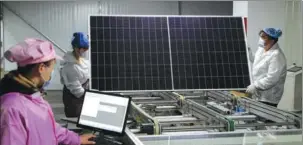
[{"xmin": 0, "ymin": 38, "xmax": 95, "ymax": 145}]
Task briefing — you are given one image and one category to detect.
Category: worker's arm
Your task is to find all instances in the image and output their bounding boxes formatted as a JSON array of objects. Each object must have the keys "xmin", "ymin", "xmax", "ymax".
[
  {"xmin": 55, "ymin": 122, "xmax": 80, "ymax": 145},
  {"xmin": 42, "ymin": 100, "xmax": 81, "ymax": 145},
  {"xmin": 0, "ymin": 108, "xmax": 27, "ymax": 145},
  {"xmin": 60, "ymin": 65, "xmax": 85, "ymax": 98},
  {"xmin": 247, "ymin": 47, "xmax": 255, "ymax": 63},
  {"xmin": 254, "ymin": 53, "xmax": 286, "ymax": 90}
]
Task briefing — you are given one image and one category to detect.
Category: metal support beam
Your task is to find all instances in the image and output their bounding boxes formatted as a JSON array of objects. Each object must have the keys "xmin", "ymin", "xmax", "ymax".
[
  {"xmin": 162, "ymin": 125, "xmax": 224, "ymax": 132},
  {"xmin": 98, "ymin": 1, "xmax": 102, "ymax": 14},
  {"xmin": 132, "ymin": 97, "xmax": 162, "ymax": 101},
  {"xmin": 0, "ymin": 2, "xmax": 3, "ymax": 21},
  {"xmin": 178, "ymin": 1, "xmax": 182, "ymax": 15},
  {"xmin": 236, "ymin": 122, "xmax": 296, "ymax": 128},
  {"xmin": 2, "ymin": 3, "xmax": 66, "ymax": 53},
  {"xmin": 138, "ymin": 100, "xmax": 178, "ymax": 105}
]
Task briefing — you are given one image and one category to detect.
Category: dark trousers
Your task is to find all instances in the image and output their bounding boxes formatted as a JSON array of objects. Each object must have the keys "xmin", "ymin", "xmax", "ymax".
[
  {"xmin": 62, "ymin": 86, "xmax": 84, "ymax": 117},
  {"xmin": 259, "ymin": 101, "xmax": 278, "ymax": 107},
  {"xmin": 62, "ymin": 80, "xmax": 89, "ymax": 117}
]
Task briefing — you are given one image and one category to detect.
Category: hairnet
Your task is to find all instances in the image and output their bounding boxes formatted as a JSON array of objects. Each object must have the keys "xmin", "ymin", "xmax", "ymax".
[
  {"xmin": 262, "ymin": 28, "xmax": 282, "ymax": 39},
  {"xmin": 3, "ymin": 38, "xmax": 62, "ymax": 67},
  {"xmin": 71, "ymin": 32, "xmax": 89, "ymax": 49}
]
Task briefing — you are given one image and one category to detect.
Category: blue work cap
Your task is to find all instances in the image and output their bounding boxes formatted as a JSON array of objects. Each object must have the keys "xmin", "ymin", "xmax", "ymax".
[
  {"xmin": 71, "ymin": 32, "xmax": 89, "ymax": 49},
  {"xmin": 262, "ymin": 28, "xmax": 282, "ymax": 39}
]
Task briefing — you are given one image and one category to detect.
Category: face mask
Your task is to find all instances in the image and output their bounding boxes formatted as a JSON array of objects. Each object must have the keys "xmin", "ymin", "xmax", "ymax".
[
  {"xmin": 258, "ymin": 38, "xmax": 265, "ymax": 48},
  {"xmin": 80, "ymin": 51, "xmax": 86, "ymax": 57},
  {"xmin": 42, "ymin": 70, "xmax": 54, "ymax": 89},
  {"xmin": 76, "ymin": 49, "xmax": 86, "ymax": 58}
]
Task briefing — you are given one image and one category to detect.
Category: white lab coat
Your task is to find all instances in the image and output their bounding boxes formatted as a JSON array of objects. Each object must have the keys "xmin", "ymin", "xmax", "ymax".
[
  {"xmin": 249, "ymin": 43, "xmax": 287, "ymax": 104},
  {"xmin": 60, "ymin": 51, "xmax": 90, "ymax": 98}
]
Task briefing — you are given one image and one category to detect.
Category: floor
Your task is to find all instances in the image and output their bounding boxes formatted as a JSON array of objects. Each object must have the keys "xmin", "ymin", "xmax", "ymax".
[
  {"xmin": 45, "ymin": 90, "xmax": 78, "ymax": 129},
  {"xmin": 45, "ymin": 91, "xmax": 64, "ymax": 119}
]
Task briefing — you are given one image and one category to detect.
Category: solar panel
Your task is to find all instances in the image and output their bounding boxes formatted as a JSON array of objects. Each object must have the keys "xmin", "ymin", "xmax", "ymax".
[
  {"xmin": 169, "ymin": 17, "xmax": 250, "ymax": 90},
  {"xmin": 90, "ymin": 16, "xmax": 172, "ymax": 91},
  {"xmin": 89, "ymin": 15, "xmax": 250, "ymax": 92}
]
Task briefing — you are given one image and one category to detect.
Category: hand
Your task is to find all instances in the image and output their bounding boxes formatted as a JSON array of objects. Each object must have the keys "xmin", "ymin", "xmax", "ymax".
[
  {"xmin": 247, "ymin": 47, "xmax": 251, "ymax": 51},
  {"xmin": 80, "ymin": 134, "xmax": 96, "ymax": 145},
  {"xmin": 246, "ymin": 84, "xmax": 257, "ymax": 94}
]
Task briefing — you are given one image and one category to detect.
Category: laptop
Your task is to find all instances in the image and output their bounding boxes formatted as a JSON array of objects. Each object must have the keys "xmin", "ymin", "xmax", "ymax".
[{"xmin": 77, "ymin": 90, "xmax": 131, "ymax": 144}]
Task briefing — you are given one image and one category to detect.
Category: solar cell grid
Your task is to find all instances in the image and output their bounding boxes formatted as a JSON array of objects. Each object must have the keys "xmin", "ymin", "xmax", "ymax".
[
  {"xmin": 89, "ymin": 15, "xmax": 250, "ymax": 92},
  {"xmin": 169, "ymin": 17, "xmax": 250, "ymax": 90},
  {"xmin": 90, "ymin": 16, "xmax": 172, "ymax": 91}
]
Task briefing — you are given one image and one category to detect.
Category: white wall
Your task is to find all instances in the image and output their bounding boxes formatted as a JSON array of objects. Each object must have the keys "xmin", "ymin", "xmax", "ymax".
[
  {"xmin": 181, "ymin": 1, "xmax": 233, "ymax": 15},
  {"xmin": 5, "ymin": 1, "xmax": 301, "ymax": 90},
  {"xmin": 247, "ymin": 1, "xmax": 285, "ymax": 55},
  {"xmin": 3, "ymin": 7, "xmax": 68, "ymax": 89},
  {"xmin": 247, "ymin": 1, "xmax": 302, "ymax": 67},
  {"xmin": 2, "ymin": 1, "xmax": 234, "ymax": 90},
  {"xmin": 3, "ymin": 1, "xmax": 99, "ymax": 90},
  {"xmin": 2, "ymin": 1, "xmax": 178, "ymax": 90},
  {"xmin": 233, "ymin": 1, "xmax": 247, "ymax": 17}
]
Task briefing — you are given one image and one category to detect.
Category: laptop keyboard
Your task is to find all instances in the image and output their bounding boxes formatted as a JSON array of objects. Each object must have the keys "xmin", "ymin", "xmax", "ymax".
[{"xmin": 92, "ymin": 135, "xmax": 123, "ymax": 145}]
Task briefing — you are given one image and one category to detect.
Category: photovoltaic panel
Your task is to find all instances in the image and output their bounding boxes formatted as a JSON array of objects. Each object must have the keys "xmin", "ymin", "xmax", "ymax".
[
  {"xmin": 90, "ymin": 16, "xmax": 172, "ymax": 91},
  {"xmin": 169, "ymin": 17, "xmax": 250, "ymax": 90},
  {"xmin": 89, "ymin": 15, "xmax": 250, "ymax": 92}
]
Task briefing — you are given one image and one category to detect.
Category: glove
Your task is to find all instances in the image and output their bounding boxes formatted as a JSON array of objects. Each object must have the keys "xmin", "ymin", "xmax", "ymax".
[{"xmin": 246, "ymin": 84, "xmax": 257, "ymax": 94}]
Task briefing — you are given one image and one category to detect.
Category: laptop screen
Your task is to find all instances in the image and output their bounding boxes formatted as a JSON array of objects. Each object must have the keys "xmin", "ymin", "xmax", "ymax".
[{"xmin": 78, "ymin": 91, "xmax": 130, "ymax": 133}]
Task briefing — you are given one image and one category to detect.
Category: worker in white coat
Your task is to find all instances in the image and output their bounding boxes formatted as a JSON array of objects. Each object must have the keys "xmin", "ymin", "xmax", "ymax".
[
  {"xmin": 60, "ymin": 32, "xmax": 90, "ymax": 117},
  {"xmin": 246, "ymin": 28, "xmax": 287, "ymax": 107}
]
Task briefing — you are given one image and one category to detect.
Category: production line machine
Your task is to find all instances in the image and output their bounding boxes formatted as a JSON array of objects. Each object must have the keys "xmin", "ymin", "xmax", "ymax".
[
  {"xmin": 123, "ymin": 91, "xmax": 302, "ymax": 136},
  {"xmin": 175, "ymin": 91, "xmax": 302, "ymax": 132}
]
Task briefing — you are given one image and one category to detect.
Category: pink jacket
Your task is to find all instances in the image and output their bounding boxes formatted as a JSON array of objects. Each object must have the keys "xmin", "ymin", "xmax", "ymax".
[{"xmin": 0, "ymin": 92, "xmax": 80, "ymax": 145}]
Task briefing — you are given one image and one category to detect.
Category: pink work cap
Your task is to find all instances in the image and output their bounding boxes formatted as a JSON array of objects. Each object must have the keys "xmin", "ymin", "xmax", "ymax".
[{"xmin": 4, "ymin": 38, "xmax": 62, "ymax": 67}]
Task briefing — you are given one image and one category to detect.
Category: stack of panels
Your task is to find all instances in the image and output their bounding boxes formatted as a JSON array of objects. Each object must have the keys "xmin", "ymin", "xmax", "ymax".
[{"xmin": 89, "ymin": 16, "xmax": 250, "ymax": 92}]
